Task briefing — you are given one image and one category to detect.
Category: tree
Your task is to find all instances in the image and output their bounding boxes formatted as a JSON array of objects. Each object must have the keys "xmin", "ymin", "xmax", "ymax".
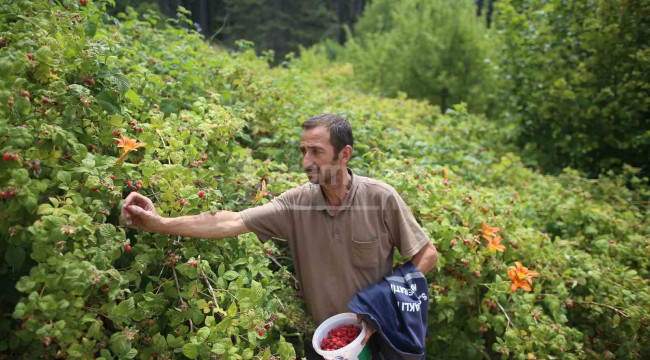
[
  {"xmin": 495, "ymin": 0, "xmax": 650, "ymax": 177},
  {"xmin": 343, "ymin": 0, "xmax": 497, "ymax": 114},
  {"xmin": 215, "ymin": 0, "xmax": 338, "ymax": 62}
]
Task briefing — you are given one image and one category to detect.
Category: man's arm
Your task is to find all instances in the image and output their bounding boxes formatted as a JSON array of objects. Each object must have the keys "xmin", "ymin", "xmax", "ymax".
[
  {"xmin": 161, "ymin": 211, "xmax": 250, "ymax": 239},
  {"xmin": 411, "ymin": 242, "xmax": 438, "ymax": 274},
  {"xmin": 121, "ymin": 192, "xmax": 250, "ymax": 239}
]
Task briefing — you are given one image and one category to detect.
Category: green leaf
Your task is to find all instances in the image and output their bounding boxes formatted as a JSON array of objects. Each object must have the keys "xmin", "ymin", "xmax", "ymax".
[
  {"xmin": 197, "ymin": 327, "xmax": 210, "ymax": 342},
  {"xmin": 56, "ymin": 171, "xmax": 72, "ymax": 185},
  {"xmin": 113, "ymin": 297, "xmax": 135, "ymax": 317},
  {"xmin": 166, "ymin": 334, "xmax": 183, "ymax": 348},
  {"xmin": 152, "ymin": 333, "xmax": 167, "ymax": 352},
  {"xmin": 227, "ymin": 301, "xmax": 237, "ymax": 317},
  {"xmin": 11, "ymin": 169, "xmax": 29, "ymax": 185},
  {"xmin": 109, "ymin": 114, "xmax": 124, "ymax": 127},
  {"xmin": 223, "ymin": 270, "xmax": 239, "ymax": 281},
  {"xmin": 125, "ymin": 89, "xmax": 141, "ymax": 107},
  {"xmin": 242, "ymin": 348, "xmax": 254, "ymax": 359},
  {"xmin": 111, "ymin": 74, "xmax": 131, "ymax": 95},
  {"xmin": 182, "ymin": 343, "xmax": 199, "ymax": 359},
  {"xmin": 218, "ymin": 263, "xmax": 225, "ymax": 276},
  {"xmin": 85, "ymin": 21, "xmax": 97, "ymax": 38},
  {"xmin": 125, "ymin": 348, "xmax": 137, "ymax": 359},
  {"xmin": 5, "ymin": 247, "xmax": 26, "ymax": 269}
]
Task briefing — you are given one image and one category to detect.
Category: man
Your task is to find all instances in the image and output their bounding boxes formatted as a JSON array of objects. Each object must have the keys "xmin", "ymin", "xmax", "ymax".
[{"xmin": 121, "ymin": 114, "xmax": 438, "ymax": 358}]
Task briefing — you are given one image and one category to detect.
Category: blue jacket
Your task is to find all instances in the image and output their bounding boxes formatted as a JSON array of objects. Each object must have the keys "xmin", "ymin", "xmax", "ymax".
[{"xmin": 348, "ymin": 261, "xmax": 428, "ymax": 360}]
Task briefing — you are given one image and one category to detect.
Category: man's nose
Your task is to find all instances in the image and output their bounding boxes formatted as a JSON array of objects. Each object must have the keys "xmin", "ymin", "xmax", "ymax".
[{"xmin": 302, "ymin": 153, "xmax": 314, "ymax": 168}]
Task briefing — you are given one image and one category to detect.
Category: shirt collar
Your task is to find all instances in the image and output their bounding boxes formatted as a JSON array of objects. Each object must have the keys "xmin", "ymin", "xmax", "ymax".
[{"xmin": 313, "ymin": 167, "xmax": 359, "ymax": 216}]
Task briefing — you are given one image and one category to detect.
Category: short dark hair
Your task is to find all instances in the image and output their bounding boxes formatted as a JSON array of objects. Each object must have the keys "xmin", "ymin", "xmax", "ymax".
[{"xmin": 301, "ymin": 114, "xmax": 354, "ymax": 156}]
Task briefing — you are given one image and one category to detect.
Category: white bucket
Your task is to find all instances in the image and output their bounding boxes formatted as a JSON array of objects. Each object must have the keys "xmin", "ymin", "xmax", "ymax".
[{"xmin": 312, "ymin": 312, "xmax": 371, "ymax": 360}]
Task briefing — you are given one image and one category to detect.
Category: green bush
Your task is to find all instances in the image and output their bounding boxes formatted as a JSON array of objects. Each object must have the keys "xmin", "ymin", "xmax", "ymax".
[
  {"xmin": 1, "ymin": 1, "xmax": 648, "ymax": 359},
  {"xmin": 342, "ymin": 0, "xmax": 498, "ymax": 114},
  {"xmin": 495, "ymin": 0, "xmax": 650, "ymax": 178}
]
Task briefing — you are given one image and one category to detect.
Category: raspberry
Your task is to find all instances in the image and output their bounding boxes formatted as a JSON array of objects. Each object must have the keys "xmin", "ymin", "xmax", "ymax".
[
  {"xmin": 125, "ymin": 244, "xmax": 131, "ymax": 252},
  {"xmin": 320, "ymin": 324, "xmax": 361, "ymax": 350},
  {"xmin": 27, "ymin": 53, "xmax": 33, "ymax": 61},
  {"xmin": 258, "ymin": 330, "xmax": 264, "ymax": 337},
  {"xmin": 109, "ymin": 174, "xmax": 115, "ymax": 180},
  {"xmin": 113, "ymin": 130, "xmax": 120, "ymax": 136},
  {"xmin": 201, "ymin": 154, "xmax": 207, "ymax": 161},
  {"xmin": 198, "ymin": 191, "xmax": 204, "ymax": 198},
  {"xmin": 3, "ymin": 153, "xmax": 10, "ymax": 161}
]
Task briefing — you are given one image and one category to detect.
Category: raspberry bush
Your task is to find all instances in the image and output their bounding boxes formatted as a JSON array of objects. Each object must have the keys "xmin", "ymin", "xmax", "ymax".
[{"xmin": 1, "ymin": 1, "xmax": 649, "ymax": 359}]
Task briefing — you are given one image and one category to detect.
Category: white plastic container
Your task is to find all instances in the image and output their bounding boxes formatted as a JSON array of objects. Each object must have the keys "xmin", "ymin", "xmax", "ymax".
[{"xmin": 312, "ymin": 312, "xmax": 371, "ymax": 360}]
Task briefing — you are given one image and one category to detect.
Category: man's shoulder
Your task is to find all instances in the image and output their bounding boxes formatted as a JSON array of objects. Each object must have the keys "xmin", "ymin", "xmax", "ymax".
[
  {"xmin": 276, "ymin": 182, "xmax": 316, "ymax": 202},
  {"xmin": 355, "ymin": 175, "xmax": 398, "ymax": 196}
]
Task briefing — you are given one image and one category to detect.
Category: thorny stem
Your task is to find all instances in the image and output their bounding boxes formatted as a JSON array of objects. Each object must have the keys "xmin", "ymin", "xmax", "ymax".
[
  {"xmin": 200, "ymin": 268, "xmax": 222, "ymax": 318},
  {"xmin": 575, "ymin": 300, "xmax": 630, "ymax": 318},
  {"xmin": 172, "ymin": 265, "xmax": 194, "ymax": 332},
  {"xmin": 497, "ymin": 301, "xmax": 516, "ymax": 330}
]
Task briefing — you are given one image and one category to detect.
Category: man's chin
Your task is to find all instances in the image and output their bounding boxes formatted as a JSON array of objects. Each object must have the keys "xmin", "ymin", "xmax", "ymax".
[{"xmin": 306, "ymin": 172, "xmax": 321, "ymax": 184}]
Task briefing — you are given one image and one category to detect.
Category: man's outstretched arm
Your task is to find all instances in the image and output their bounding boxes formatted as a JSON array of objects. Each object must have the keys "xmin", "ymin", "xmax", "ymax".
[
  {"xmin": 121, "ymin": 192, "xmax": 250, "ymax": 239},
  {"xmin": 160, "ymin": 211, "xmax": 249, "ymax": 239}
]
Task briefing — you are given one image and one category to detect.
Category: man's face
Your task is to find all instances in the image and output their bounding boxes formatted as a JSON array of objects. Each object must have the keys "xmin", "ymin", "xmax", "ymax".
[{"xmin": 300, "ymin": 126, "xmax": 343, "ymax": 185}]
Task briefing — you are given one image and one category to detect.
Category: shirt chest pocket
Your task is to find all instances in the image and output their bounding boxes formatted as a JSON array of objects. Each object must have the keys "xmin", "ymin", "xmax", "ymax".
[{"xmin": 350, "ymin": 236, "xmax": 380, "ymax": 269}]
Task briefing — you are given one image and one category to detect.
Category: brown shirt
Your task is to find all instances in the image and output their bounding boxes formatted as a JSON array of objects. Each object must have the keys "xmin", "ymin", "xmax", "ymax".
[{"xmin": 239, "ymin": 168, "xmax": 430, "ymax": 326}]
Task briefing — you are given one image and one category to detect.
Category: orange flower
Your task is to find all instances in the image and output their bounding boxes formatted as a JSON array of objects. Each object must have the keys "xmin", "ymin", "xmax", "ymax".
[
  {"xmin": 508, "ymin": 262, "xmax": 539, "ymax": 292},
  {"xmin": 252, "ymin": 180, "xmax": 268, "ymax": 204},
  {"xmin": 486, "ymin": 235, "xmax": 506, "ymax": 252},
  {"xmin": 113, "ymin": 135, "xmax": 147, "ymax": 165},
  {"xmin": 480, "ymin": 221, "xmax": 500, "ymax": 239}
]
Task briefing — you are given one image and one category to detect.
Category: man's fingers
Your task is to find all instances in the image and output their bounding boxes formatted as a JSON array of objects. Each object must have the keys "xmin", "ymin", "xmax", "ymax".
[
  {"xmin": 361, "ymin": 333, "xmax": 372, "ymax": 345},
  {"xmin": 126, "ymin": 204, "xmax": 144, "ymax": 217},
  {"xmin": 121, "ymin": 193, "xmax": 146, "ymax": 226}
]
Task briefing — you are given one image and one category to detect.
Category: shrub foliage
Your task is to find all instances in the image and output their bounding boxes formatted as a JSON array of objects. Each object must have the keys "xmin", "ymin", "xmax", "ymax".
[
  {"xmin": 495, "ymin": 0, "xmax": 650, "ymax": 178},
  {"xmin": 0, "ymin": 1, "xmax": 649, "ymax": 359}
]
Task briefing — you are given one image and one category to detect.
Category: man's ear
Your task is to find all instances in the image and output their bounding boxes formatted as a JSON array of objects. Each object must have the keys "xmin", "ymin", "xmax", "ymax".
[{"xmin": 340, "ymin": 145, "xmax": 353, "ymax": 162}]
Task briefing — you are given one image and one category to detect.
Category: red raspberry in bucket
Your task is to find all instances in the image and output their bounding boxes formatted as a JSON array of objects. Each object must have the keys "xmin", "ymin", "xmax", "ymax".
[{"xmin": 320, "ymin": 324, "xmax": 362, "ymax": 351}]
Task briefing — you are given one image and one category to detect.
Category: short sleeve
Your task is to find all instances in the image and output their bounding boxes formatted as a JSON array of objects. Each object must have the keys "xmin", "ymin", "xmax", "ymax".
[
  {"xmin": 383, "ymin": 189, "xmax": 430, "ymax": 258},
  {"xmin": 239, "ymin": 188, "xmax": 298, "ymax": 243}
]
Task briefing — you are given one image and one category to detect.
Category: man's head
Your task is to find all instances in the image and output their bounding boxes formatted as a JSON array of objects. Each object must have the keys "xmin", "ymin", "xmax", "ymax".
[{"xmin": 300, "ymin": 114, "xmax": 354, "ymax": 185}]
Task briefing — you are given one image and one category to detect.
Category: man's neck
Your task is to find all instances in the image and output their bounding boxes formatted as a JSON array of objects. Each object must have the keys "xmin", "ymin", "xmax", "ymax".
[{"xmin": 321, "ymin": 170, "xmax": 352, "ymax": 208}]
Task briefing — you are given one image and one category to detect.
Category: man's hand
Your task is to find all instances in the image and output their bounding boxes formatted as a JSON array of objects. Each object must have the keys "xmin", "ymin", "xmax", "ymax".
[
  {"xmin": 121, "ymin": 192, "xmax": 165, "ymax": 233},
  {"xmin": 356, "ymin": 314, "xmax": 376, "ymax": 345}
]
